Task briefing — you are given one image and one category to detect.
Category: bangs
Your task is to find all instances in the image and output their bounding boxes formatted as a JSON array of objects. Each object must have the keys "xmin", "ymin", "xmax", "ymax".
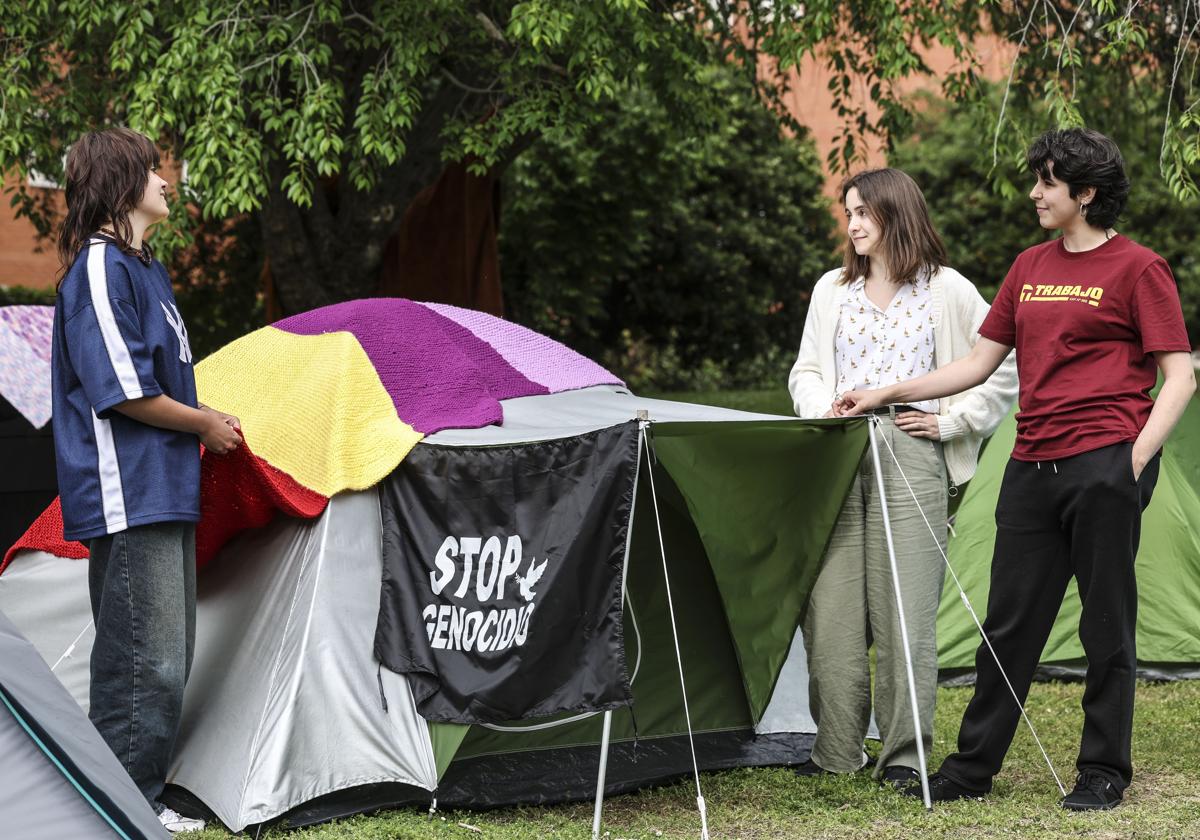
[
  {"xmin": 1030, "ymin": 157, "xmax": 1056, "ymax": 182},
  {"xmin": 128, "ymin": 130, "xmax": 161, "ymax": 170}
]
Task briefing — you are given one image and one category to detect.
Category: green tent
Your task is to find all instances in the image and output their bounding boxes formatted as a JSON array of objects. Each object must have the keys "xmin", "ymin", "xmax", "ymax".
[
  {"xmin": 1, "ymin": 390, "xmax": 871, "ymax": 831},
  {"xmin": 432, "ymin": 415, "xmax": 869, "ymax": 808},
  {"xmin": 938, "ymin": 397, "xmax": 1200, "ymax": 680}
]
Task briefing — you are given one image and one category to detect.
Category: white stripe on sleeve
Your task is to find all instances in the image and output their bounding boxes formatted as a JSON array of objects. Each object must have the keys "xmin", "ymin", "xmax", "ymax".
[
  {"xmin": 92, "ymin": 409, "xmax": 128, "ymax": 534},
  {"xmin": 86, "ymin": 241, "xmax": 145, "ymax": 400}
]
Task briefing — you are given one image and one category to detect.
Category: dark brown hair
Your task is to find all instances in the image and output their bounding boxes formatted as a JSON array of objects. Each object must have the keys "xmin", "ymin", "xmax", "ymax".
[
  {"xmin": 57, "ymin": 128, "xmax": 160, "ymax": 282},
  {"xmin": 1027, "ymin": 128, "xmax": 1129, "ymax": 229},
  {"xmin": 838, "ymin": 168, "xmax": 947, "ymax": 285}
]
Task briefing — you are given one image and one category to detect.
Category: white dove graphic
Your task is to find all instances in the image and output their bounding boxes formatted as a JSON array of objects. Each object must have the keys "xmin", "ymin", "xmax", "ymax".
[{"xmin": 515, "ymin": 557, "xmax": 547, "ymax": 602}]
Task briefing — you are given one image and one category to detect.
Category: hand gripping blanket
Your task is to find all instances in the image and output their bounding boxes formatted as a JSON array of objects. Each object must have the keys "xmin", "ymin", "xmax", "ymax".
[{"xmin": 4, "ymin": 299, "xmax": 622, "ymax": 570}]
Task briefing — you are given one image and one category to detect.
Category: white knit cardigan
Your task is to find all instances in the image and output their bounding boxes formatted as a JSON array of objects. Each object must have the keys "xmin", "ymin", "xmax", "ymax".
[{"xmin": 788, "ymin": 266, "xmax": 1018, "ymax": 487}]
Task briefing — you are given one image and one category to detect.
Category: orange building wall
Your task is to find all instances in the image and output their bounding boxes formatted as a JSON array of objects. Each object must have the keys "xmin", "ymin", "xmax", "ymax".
[
  {"xmin": 780, "ymin": 37, "xmax": 1013, "ymax": 206},
  {"xmin": 0, "ymin": 173, "xmax": 62, "ymax": 290}
]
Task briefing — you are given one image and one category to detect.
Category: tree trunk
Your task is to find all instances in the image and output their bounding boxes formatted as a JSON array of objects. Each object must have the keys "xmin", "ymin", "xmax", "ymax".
[{"xmin": 258, "ymin": 80, "xmax": 467, "ymax": 316}]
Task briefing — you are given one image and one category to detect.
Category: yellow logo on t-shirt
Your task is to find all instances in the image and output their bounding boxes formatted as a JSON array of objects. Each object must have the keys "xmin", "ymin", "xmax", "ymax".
[{"xmin": 1019, "ymin": 283, "xmax": 1104, "ymax": 307}]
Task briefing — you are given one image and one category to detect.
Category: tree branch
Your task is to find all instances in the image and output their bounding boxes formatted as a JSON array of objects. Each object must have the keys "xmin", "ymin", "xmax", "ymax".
[{"xmin": 474, "ymin": 11, "xmax": 508, "ymax": 48}]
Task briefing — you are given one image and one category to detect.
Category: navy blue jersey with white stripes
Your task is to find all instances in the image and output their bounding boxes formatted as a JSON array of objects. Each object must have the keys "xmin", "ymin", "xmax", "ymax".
[{"xmin": 51, "ymin": 235, "xmax": 200, "ymax": 541}]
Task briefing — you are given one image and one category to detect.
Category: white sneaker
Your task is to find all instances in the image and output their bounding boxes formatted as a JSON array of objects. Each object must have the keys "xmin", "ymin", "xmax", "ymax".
[{"xmin": 158, "ymin": 806, "xmax": 205, "ymax": 833}]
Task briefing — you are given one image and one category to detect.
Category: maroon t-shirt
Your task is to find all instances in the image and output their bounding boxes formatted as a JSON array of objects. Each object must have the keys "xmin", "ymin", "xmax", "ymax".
[{"xmin": 980, "ymin": 235, "xmax": 1190, "ymax": 461}]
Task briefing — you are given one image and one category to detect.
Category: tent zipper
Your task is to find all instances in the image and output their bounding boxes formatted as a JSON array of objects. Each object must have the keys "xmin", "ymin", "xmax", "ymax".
[{"xmin": 376, "ymin": 663, "xmax": 389, "ymax": 713}]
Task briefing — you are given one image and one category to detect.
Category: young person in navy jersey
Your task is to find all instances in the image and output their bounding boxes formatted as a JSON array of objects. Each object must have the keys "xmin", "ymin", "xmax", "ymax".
[
  {"xmin": 837, "ymin": 128, "xmax": 1194, "ymax": 811},
  {"xmin": 52, "ymin": 128, "xmax": 242, "ymax": 833}
]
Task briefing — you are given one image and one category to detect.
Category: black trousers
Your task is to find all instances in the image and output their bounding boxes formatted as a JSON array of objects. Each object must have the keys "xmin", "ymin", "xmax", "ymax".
[{"xmin": 939, "ymin": 442, "xmax": 1158, "ymax": 793}]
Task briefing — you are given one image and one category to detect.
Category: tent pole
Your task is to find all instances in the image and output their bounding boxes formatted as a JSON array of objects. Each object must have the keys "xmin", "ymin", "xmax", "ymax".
[
  {"xmin": 590, "ymin": 416, "xmax": 648, "ymax": 839},
  {"xmin": 591, "ymin": 709, "xmax": 614, "ymax": 840},
  {"xmin": 642, "ymin": 418, "xmax": 711, "ymax": 840},
  {"xmin": 51, "ymin": 620, "xmax": 93, "ymax": 672},
  {"xmin": 866, "ymin": 416, "xmax": 933, "ymax": 810},
  {"xmin": 868, "ymin": 418, "xmax": 1067, "ymax": 797}
]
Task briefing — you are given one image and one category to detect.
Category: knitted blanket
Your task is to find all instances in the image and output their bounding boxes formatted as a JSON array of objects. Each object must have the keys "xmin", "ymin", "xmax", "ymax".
[
  {"xmin": 4, "ymin": 299, "xmax": 621, "ymax": 570},
  {"xmin": 195, "ymin": 298, "xmax": 622, "ymax": 496},
  {"xmin": 0, "ymin": 305, "xmax": 53, "ymax": 428},
  {"xmin": 2, "ymin": 441, "xmax": 326, "ymax": 573}
]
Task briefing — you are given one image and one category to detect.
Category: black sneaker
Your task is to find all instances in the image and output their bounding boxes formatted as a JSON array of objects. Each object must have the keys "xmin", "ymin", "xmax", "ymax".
[
  {"xmin": 793, "ymin": 758, "xmax": 833, "ymax": 777},
  {"xmin": 1061, "ymin": 771, "xmax": 1122, "ymax": 811},
  {"xmin": 880, "ymin": 765, "xmax": 920, "ymax": 791},
  {"xmin": 904, "ymin": 772, "xmax": 987, "ymax": 802}
]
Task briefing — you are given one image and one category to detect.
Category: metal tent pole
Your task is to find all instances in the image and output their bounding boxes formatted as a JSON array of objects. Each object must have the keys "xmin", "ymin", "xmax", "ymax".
[
  {"xmin": 868, "ymin": 417, "xmax": 1067, "ymax": 797},
  {"xmin": 641, "ymin": 417, "xmax": 710, "ymax": 840},
  {"xmin": 591, "ymin": 710, "xmax": 614, "ymax": 840},
  {"xmin": 592, "ymin": 414, "xmax": 645, "ymax": 840},
  {"xmin": 866, "ymin": 416, "xmax": 932, "ymax": 810}
]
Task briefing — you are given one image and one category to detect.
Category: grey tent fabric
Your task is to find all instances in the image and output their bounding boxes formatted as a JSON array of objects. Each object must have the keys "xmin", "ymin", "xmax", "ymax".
[
  {"xmin": 424, "ymin": 386, "xmax": 786, "ymax": 446},
  {"xmin": 171, "ymin": 490, "xmax": 438, "ymax": 830},
  {"xmin": 0, "ymin": 495, "xmax": 439, "ymax": 833},
  {"xmin": 0, "ymin": 549, "xmax": 94, "ymax": 709},
  {"xmin": 756, "ymin": 628, "xmax": 820, "ymax": 734},
  {"xmin": 0, "ymin": 711, "xmax": 118, "ymax": 839},
  {"xmin": 0, "ymin": 609, "xmax": 168, "ymax": 840},
  {"xmin": 0, "ymin": 388, "xmax": 836, "ymax": 831}
]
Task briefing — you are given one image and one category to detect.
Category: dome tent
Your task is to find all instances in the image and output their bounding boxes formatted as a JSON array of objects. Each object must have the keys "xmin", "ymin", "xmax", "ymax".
[
  {"xmin": 0, "ymin": 607, "xmax": 168, "ymax": 839},
  {"xmin": 938, "ymin": 397, "xmax": 1200, "ymax": 681},
  {"xmin": 0, "ymin": 305, "xmax": 56, "ymax": 555},
  {"xmin": 2, "ymin": 299, "xmax": 870, "ymax": 832}
]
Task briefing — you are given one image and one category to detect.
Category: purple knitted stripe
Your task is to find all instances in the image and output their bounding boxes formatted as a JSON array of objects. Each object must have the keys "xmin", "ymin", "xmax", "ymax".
[
  {"xmin": 424, "ymin": 311, "xmax": 549, "ymax": 402},
  {"xmin": 274, "ymin": 299, "xmax": 545, "ymax": 434},
  {"xmin": 420, "ymin": 302, "xmax": 623, "ymax": 392}
]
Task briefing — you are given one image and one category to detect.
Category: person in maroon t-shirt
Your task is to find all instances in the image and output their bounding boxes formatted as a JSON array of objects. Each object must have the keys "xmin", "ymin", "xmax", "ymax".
[{"xmin": 836, "ymin": 128, "xmax": 1195, "ymax": 811}]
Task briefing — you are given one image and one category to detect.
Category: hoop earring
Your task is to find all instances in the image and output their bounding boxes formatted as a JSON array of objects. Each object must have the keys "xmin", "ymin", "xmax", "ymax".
[{"xmin": 1079, "ymin": 203, "xmax": 1089, "ymax": 217}]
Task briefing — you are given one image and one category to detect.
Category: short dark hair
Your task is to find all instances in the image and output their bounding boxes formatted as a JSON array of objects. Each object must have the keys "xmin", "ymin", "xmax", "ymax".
[{"xmin": 1026, "ymin": 128, "xmax": 1129, "ymax": 229}]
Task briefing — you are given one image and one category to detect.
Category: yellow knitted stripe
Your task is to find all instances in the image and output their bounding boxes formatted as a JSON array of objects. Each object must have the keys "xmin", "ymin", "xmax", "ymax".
[{"xmin": 195, "ymin": 326, "xmax": 423, "ymax": 495}]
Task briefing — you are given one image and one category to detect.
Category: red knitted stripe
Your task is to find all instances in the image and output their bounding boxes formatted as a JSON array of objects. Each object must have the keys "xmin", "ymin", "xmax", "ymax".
[
  {"xmin": 2, "ymin": 443, "xmax": 328, "ymax": 574},
  {"xmin": 195, "ymin": 441, "xmax": 328, "ymax": 570},
  {"xmin": 1, "ymin": 496, "xmax": 88, "ymax": 573}
]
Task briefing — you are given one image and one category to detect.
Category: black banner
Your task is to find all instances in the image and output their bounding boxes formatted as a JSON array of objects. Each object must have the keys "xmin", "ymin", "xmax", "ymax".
[{"xmin": 374, "ymin": 421, "xmax": 639, "ymax": 724}]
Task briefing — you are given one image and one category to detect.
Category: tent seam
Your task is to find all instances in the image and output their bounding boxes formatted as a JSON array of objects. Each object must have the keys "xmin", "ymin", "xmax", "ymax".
[
  {"xmin": 234, "ymin": 505, "xmax": 331, "ymax": 821},
  {"xmin": 0, "ymin": 685, "xmax": 133, "ymax": 840}
]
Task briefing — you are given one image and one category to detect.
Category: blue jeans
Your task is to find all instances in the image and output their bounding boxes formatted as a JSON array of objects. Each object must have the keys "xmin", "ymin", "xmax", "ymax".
[{"xmin": 87, "ymin": 521, "xmax": 196, "ymax": 806}]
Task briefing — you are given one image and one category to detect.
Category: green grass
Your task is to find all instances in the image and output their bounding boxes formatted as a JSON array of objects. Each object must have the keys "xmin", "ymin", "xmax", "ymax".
[
  {"xmin": 191, "ymin": 389, "xmax": 1197, "ymax": 838},
  {"xmin": 191, "ymin": 679, "xmax": 1200, "ymax": 839}
]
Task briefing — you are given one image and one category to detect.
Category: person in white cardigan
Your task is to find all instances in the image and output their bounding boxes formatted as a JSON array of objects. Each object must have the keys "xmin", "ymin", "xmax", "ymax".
[{"xmin": 788, "ymin": 168, "xmax": 1017, "ymax": 789}]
